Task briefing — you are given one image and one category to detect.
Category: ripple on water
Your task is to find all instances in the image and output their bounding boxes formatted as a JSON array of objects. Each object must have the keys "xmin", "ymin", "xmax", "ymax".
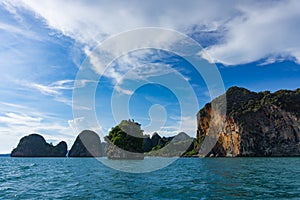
[{"xmin": 0, "ymin": 157, "xmax": 300, "ymax": 199}]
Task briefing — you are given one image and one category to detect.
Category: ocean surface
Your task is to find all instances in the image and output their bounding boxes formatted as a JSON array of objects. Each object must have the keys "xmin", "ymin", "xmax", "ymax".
[{"xmin": 0, "ymin": 157, "xmax": 299, "ymax": 199}]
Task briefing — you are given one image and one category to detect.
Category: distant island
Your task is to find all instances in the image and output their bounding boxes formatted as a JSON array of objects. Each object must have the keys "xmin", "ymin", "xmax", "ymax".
[
  {"xmin": 9, "ymin": 86, "xmax": 300, "ymax": 158},
  {"xmin": 69, "ymin": 130, "xmax": 103, "ymax": 157},
  {"xmin": 10, "ymin": 120, "xmax": 194, "ymax": 158},
  {"xmin": 11, "ymin": 134, "xmax": 67, "ymax": 157}
]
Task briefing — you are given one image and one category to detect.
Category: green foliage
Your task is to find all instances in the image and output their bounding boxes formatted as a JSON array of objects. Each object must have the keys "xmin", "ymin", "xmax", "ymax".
[
  {"xmin": 183, "ymin": 149, "xmax": 197, "ymax": 156},
  {"xmin": 203, "ymin": 86, "xmax": 300, "ymax": 119},
  {"xmin": 107, "ymin": 119, "xmax": 144, "ymax": 153}
]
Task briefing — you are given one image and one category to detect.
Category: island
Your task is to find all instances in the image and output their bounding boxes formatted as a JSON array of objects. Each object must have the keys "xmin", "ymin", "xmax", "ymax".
[
  {"xmin": 193, "ymin": 86, "xmax": 300, "ymax": 157},
  {"xmin": 144, "ymin": 132, "xmax": 195, "ymax": 157},
  {"xmin": 69, "ymin": 130, "xmax": 103, "ymax": 157},
  {"xmin": 11, "ymin": 134, "xmax": 67, "ymax": 157},
  {"xmin": 105, "ymin": 119, "xmax": 144, "ymax": 159}
]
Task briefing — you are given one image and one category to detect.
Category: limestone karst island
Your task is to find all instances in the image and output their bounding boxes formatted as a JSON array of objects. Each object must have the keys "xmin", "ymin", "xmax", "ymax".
[{"xmin": 10, "ymin": 87, "xmax": 300, "ymax": 158}]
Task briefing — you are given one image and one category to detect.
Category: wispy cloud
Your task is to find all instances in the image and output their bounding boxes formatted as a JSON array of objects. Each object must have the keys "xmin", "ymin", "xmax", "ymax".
[
  {"xmin": 87, "ymin": 48, "xmax": 186, "ymax": 95},
  {"xmin": 0, "ymin": 22, "xmax": 41, "ymax": 41},
  {"xmin": 14, "ymin": 78, "xmax": 101, "ymax": 107},
  {"xmin": 0, "ymin": 102, "xmax": 28, "ymax": 109},
  {"xmin": 13, "ymin": 79, "xmax": 74, "ymax": 106},
  {"xmin": 114, "ymin": 85, "xmax": 133, "ymax": 95},
  {"xmin": 22, "ymin": 81, "xmax": 60, "ymax": 95},
  {"xmin": 0, "ymin": 108, "xmax": 77, "ymax": 153},
  {"xmin": 0, "ymin": 112, "xmax": 41, "ymax": 125},
  {"xmin": 19, "ymin": 79, "xmax": 73, "ymax": 95}
]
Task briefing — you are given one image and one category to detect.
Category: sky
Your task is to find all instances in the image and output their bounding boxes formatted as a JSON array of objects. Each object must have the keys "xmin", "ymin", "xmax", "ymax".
[{"xmin": 0, "ymin": 0, "xmax": 299, "ymax": 153}]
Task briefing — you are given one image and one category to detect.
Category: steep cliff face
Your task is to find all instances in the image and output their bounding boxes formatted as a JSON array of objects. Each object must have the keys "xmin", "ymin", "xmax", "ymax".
[
  {"xmin": 69, "ymin": 130, "xmax": 102, "ymax": 157},
  {"xmin": 195, "ymin": 87, "xmax": 300, "ymax": 157},
  {"xmin": 11, "ymin": 134, "xmax": 67, "ymax": 157}
]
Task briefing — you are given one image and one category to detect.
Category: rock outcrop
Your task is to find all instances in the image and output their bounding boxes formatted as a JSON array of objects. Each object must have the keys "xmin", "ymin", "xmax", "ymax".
[
  {"xmin": 144, "ymin": 132, "xmax": 195, "ymax": 157},
  {"xmin": 11, "ymin": 134, "xmax": 67, "ymax": 157},
  {"xmin": 101, "ymin": 142, "xmax": 107, "ymax": 157},
  {"xmin": 69, "ymin": 130, "xmax": 102, "ymax": 157},
  {"xmin": 195, "ymin": 87, "xmax": 300, "ymax": 157},
  {"xmin": 105, "ymin": 120, "xmax": 144, "ymax": 159},
  {"xmin": 143, "ymin": 132, "xmax": 169, "ymax": 152}
]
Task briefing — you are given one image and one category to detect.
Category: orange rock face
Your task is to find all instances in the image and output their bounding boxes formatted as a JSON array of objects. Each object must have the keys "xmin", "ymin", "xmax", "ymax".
[{"xmin": 195, "ymin": 87, "xmax": 300, "ymax": 157}]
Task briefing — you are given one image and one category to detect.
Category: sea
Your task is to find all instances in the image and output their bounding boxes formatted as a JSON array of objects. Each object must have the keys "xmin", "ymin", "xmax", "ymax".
[{"xmin": 0, "ymin": 157, "xmax": 299, "ymax": 199}]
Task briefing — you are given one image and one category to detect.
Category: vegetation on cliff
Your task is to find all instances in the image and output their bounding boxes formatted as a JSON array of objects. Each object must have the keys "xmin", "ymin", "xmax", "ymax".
[
  {"xmin": 144, "ymin": 132, "xmax": 195, "ymax": 157},
  {"xmin": 195, "ymin": 86, "xmax": 300, "ymax": 157},
  {"xmin": 105, "ymin": 119, "xmax": 144, "ymax": 159}
]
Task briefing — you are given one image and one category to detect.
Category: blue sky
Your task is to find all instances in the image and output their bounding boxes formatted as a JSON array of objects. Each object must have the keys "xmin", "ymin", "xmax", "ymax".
[{"xmin": 0, "ymin": 0, "xmax": 299, "ymax": 153}]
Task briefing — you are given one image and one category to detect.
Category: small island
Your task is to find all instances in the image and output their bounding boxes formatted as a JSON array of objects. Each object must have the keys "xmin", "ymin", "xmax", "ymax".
[
  {"xmin": 105, "ymin": 119, "xmax": 144, "ymax": 159},
  {"xmin": 69, "ymin": 130, "xmax": 103, "ymax": 157},
  {"xmin": 11, "ymin": 134, "xmax": 67, "ymax": 157}
]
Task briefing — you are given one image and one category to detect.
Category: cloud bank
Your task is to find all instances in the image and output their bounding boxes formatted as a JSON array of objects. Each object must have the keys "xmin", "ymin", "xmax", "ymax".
[{"xmin": 3, "ymin": 0, "xmax": 299, "ymax": 65}]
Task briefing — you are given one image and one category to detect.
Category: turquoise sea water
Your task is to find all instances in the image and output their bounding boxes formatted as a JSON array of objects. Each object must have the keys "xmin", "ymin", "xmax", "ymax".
[{"xmin": 0, "ymin": 157, "xmax": 299, "ymax": 199}]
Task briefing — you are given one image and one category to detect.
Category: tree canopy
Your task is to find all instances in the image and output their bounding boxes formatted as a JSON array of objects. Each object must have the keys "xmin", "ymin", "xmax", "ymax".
[{"xmin": 106, "ymin": 119, "xmax": 144, "ymax": 153}]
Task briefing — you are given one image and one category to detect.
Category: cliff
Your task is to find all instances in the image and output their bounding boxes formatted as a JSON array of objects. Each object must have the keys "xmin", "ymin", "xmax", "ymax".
[
  {"xmin": 69, "ymin": 130, "xmax": 102, "ymax": 157},
  {"xmin": 11, "ymin": 134, "xmax": 67, "ymax": 157},
  {"xmin": 195, "ymin": 87, "xmax": 300, "ymax": 157}
]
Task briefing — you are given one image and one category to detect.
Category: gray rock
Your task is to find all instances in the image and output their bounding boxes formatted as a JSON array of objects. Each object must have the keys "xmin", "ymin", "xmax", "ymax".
[
  {"xmin": 69, "ymin": 130, "xmax": 102, "ymax": 157},
  {"xmin": 11, "ymin": 134, "xmax": 67, "ymax": 157}
]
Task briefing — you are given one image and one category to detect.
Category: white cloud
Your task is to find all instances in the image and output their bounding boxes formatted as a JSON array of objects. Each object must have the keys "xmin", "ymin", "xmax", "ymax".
[
  {"xmin": 114, "ymin": 85, "xmax": 133, "ymax": 96},
  {"xmin": 0, "ymin": 110, "xmax": 77, "ymax": 154},
  {"xmin": 202, "ymin": 0, "xmax": 300, "ymax": 65},
  {"xmin": 86, "ymin": 48, "xmax": 186, "ymax": 94},
  {"xmin": 12, "ymin": 79, "xmax": 93, "ymax": 109},
  {"xmin": 0, "ymin": 22, "xmax": 40, "ymax": 40},
  {"xmin": 15, "ymin": 79, "xmax": 74, "ymax": 105},
  {"xmin": 68, "ymin": 117, "xmax": 103, "ymax": 138},
  {"xmin": 22, "ymin": 81, "xmax": 61, "ymax": 95},
  {"xmin": 0, "ymin": 102, "xmax": 28, "ymax": 109},
  {"xmin": 5, "ymin": 0, "xmax": 298, "ymax": 66},
  {"xmin": 14, "ymin": 0, "xmax": 236, "ymax": 46},
  {"xmin": 67, "ymin": 117, "xmax": 84, "ymax": 133},
  {"xmin": 0, "ymin": 112, "xmax": 41, "ymax": 125},
  {"xmin": 114, "ymin": 51, "xmax": 175, "ymax": 79}
]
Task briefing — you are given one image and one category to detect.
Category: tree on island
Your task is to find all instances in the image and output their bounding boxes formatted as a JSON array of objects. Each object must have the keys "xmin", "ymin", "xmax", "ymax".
[{"xmin": 105, "ymin": 119, "xmax": 144, "ymax": 159}]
